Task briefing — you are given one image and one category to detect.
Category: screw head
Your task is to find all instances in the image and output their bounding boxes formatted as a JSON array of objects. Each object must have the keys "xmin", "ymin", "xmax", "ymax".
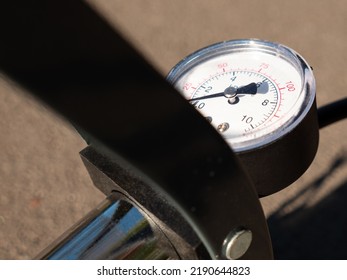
[{"xmin": 222, "ymin": 228, "xmax": 252, "ymax": 260}]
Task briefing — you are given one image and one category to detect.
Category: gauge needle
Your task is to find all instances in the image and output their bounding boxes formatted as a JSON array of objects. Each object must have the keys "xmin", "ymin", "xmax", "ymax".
[{"xmin": 189, "ymin": 82, "xmax": 257, "ymax": 102}]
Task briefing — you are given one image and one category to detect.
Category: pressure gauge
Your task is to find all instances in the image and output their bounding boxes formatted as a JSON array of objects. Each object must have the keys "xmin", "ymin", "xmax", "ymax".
[{"xmin": 167, "ymin": 39, "xmax": 319, "ymax": 196}]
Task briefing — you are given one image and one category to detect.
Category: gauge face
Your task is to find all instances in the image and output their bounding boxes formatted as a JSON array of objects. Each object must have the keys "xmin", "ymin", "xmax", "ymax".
[{"xmin": 167, "ymin": 39, "xmax": 315, "ymax": 152}]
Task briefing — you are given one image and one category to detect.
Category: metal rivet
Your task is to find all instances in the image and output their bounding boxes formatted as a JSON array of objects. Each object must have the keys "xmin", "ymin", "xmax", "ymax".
[
  {"xmin": 222, "ymin": 228, "xmax": 252, "ymax": 260},
  {"xmin": 217, "ymin": 122, "xmax": 229, "ymax": 132},
  {"xmin": 206, "ymin": 116, "xmax": 213, "ymax": 123}
]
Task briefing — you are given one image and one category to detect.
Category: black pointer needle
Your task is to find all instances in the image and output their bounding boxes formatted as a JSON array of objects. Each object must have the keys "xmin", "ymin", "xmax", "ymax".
[
  {"xmin": 189, "ymin": 92, "xmax": 225, "ymax": 101},
  {"xmin": 189, "ymin": 82, "xmax": 257, "ymax": 102},
  {"xmin": 235, "ymin": 82, "xmax": 258, "ymax": 94}
]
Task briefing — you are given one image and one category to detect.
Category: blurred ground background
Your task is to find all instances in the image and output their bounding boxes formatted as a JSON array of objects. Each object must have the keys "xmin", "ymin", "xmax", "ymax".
[{"xmin": 0, "ymin": 0, "xmax": 347, "ymax": 259}]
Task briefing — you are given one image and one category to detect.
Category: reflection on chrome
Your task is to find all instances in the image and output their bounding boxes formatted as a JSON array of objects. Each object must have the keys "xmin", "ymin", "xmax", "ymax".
[{"xmin": 37, "ymin": 193, "xmax": 178, "ymax": 259}]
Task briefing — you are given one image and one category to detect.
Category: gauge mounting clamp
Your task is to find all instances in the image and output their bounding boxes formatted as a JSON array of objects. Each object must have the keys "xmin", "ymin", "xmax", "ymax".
[
  {"xmin": 0, "ymin": 3, "xmax": 276, "ymax": 259},
  {"xmin": 168, "ymin": 39, "xmax": 319, "ymax": 196}
]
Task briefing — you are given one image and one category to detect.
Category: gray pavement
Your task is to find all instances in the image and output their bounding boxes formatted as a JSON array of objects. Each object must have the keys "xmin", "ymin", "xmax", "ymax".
[{"xmin": 1, "ymin": 0, "xmax": 347, "ymax": 259}]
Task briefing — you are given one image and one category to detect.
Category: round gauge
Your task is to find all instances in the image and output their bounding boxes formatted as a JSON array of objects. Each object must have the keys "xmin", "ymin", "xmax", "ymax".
[{"xmin": 167, "ymin": 39, "xmax": 319, "ymax": 196}]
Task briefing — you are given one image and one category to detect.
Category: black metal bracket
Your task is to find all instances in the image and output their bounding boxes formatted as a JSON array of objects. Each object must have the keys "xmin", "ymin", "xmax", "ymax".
[{"xmin": 0, "ymin": 1, "xmax": 272, "ymax": 259}]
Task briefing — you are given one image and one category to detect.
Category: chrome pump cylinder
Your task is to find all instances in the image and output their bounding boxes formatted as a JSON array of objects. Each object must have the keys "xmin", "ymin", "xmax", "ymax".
[{"xmin": 37, "ymin": 193, "xmax": 179, "ymax": 260}]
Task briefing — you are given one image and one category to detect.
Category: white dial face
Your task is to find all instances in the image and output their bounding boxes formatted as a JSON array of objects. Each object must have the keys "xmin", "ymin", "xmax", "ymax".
[{"xmin": 170, "ymin": 42, "xmax": 308, "ymax": 152}]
